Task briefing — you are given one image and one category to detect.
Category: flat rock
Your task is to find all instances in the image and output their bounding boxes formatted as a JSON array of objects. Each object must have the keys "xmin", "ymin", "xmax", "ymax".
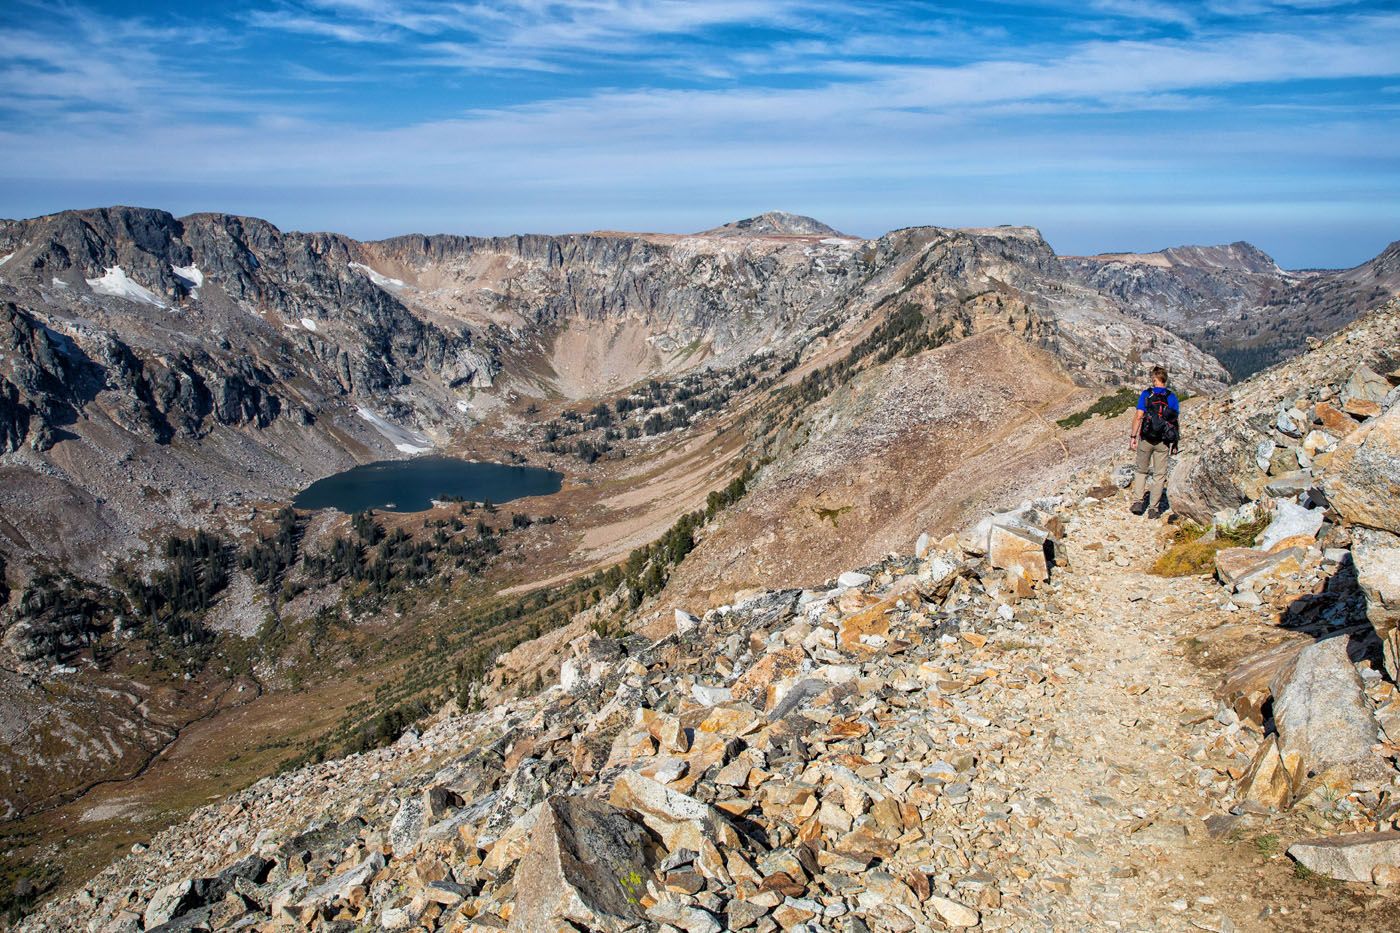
[
  {"xmin": 648, "ymin": 896, "xmax": 722, "ymax": 933},
  {"xmin": 1263, "ymin": 469, "xmax": 1312, "ymax": 497},
  {"xmin": 1342, "ymin": 364, "xmax": 1391, "ymax": 407},
  {"xmin": 1233, "ymin": 547, "xmax": 1308, "ymax": 592},
  {"xmin": 1288, "ymin": 830, "xmax": 1400, "ymax": 883},
  {"xmin": 928, "ymin": 894, "xmax": 980, "ymax": 927},
  {"xmin": 988, "ymin": 522, "xmax": 1050, "ymax": 584},
  {"xmin": 1214, "ymin": 548, "xmax": 1267, "ymax": 587},
  {"xmin": 1312, "ymin": 401, "xmax": 1357, "ymax": 436},
  {"xmin": 731, "ymin": 645, "xmax": 806, "ymax": 710},
  {"xmin": 609, "ymin": 770, "xmax": 739, "ymax": 852},
  {"xmin": 837, "ymin": 598, "xmax": 897, "ymax": 654}
]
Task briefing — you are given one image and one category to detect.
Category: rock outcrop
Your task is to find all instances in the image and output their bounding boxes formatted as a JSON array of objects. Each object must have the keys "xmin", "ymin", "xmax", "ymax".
[
  {"xmin": 1168, "ymin": 298, "xmax": 1400, "ymax": 527},
  {"xmin": 1324, "ymin": 401, "xmax": 1400, "ymax": 534}
]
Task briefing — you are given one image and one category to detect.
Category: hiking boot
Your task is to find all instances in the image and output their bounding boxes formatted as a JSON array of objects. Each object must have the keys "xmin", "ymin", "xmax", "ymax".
[
  {"xmin": 1149, "ymin": 502, "xmax": 1169, "ymax": 519},
  {"xmin": 1129, "ymin": 495, "xmax": 1149, "ymax": 516}
]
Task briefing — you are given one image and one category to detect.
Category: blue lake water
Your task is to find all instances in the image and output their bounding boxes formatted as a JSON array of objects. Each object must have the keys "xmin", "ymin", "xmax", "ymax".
[{"xmin": 293, "ymin": 457, "xmax": 563, "ymax": 513}]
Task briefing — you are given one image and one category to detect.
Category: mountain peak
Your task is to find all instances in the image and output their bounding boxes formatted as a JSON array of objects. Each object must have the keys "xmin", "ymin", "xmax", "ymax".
[{"xmin": 700, "ymin": 211, "xmax": 848, "ymax": 238}]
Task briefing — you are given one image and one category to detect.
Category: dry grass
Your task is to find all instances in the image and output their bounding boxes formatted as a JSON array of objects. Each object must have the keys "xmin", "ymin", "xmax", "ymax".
[{"xmin": 1151, "ymin": 516, "xmax": 1269, "ymax": 577}]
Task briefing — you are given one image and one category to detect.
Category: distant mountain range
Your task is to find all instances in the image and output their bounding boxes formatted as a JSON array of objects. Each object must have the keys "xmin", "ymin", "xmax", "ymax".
[
  {"xmin": 1064, "ymin": 238, "xmax": 1400, "ymax": 377},
  {"xmin": 0, "ymin": 206, "xmax": 1234, "ymax": 569}
]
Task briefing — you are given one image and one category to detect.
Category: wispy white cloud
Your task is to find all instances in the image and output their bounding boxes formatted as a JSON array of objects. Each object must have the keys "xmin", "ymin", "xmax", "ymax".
[
  {"xmin": 0, "ymin": 5, "xmax": 247, "ymax": 122},
  {"xmin": 1087, "ymin": 0, "xmax": 1198, "ymax": 27},
  {"xmin": 246, "ymin": 9, "xmax": 390, "ymax": 43},
  {"xmin": 248, "ymin": 0, "xmax": 818, "ymax": 70}
]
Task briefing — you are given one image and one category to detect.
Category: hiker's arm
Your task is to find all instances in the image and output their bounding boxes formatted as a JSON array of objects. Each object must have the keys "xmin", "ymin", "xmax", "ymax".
[{"xmin": 1130, "ymin": 409, "xmax": 1143, "ymax": 448}]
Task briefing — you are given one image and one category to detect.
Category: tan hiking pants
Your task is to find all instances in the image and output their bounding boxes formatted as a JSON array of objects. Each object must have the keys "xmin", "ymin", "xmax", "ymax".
[{"xmin": 1130, "ymin": 440, "xmax": 1171, "ymax": 508}]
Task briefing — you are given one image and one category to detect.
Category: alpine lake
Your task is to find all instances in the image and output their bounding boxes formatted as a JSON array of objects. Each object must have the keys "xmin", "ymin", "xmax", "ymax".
[{"xmin": 293, "ymin": 457, "xmax": 563, "ymax": 513}]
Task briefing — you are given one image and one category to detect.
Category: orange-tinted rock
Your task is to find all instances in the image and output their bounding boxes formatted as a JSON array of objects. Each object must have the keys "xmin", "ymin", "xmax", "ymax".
[
  {"xmin": 836, "ymin": 598, "xmax": 898, "ymax": 654},
  {"xmin": 731, "ymin": 646, "xmax": 806, "ymax": 710},
  {"xmin": 1312, "ymin": 401, "xmax": 1358, "ymax": 436}
]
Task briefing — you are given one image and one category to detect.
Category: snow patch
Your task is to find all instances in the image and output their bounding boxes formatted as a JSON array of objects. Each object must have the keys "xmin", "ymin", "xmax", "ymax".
[
  {"xmin": 455, "ymin": 399, "xmax": 472, "ymax": 413},
  {"xmin": 85, "ymin": 266, "xmax": 164, "ymax": 307},
  {"xmin": 171, "ymin": 263, "xmax": 203, "ymax": 296},
  {"xmin": 349, "ymin": 262, "xmax": 407, "ymax": 290},
  {"xmin": 51, "ymin": 277, "xmax": 69, "ymax": 289},
  {"xmin": 300, "ymin": 317, "xmax": 319, "ymax": 333},
  {"xmin": 821, "ymin": 237, "xmax": 857, "ymax": 247},
  {"xmin": 0, "ymin": 253, "xmax": 12, "ymax": 267},
  {"xmin": 355, "ymin": 406, "xmax": 433, "ymax": 455}
]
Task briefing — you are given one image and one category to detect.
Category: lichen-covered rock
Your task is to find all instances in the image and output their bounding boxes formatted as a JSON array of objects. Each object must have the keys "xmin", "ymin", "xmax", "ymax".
[{"xmin": 508, "ymin": 796, "xmax": 650, "ymax": 933}]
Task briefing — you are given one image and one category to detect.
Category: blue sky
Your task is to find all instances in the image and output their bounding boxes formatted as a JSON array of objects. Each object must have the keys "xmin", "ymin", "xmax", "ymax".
[{"xmin": 1, "ymin": 1, "xmax": 1397, "ymax": 267}]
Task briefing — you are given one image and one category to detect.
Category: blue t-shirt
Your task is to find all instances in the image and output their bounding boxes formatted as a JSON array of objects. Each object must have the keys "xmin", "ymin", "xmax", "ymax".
[{"xmin": 1137, "ymin": 387, "xmax": 1179, "ymax": 412}]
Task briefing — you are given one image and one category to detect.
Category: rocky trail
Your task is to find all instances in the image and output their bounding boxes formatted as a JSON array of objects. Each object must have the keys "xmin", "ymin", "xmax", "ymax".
[{"xmin": 984, "ymin": 499, "xmax": 1380, "ymax": 931}]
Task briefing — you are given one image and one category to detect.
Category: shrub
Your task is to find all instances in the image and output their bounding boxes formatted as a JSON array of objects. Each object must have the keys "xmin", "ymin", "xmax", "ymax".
[
  {"xmin": 1056, "ymin": 388, "xmax": 1139, "ymax": 429},
  {"xmin": 1150, "ymin": 515, "xmax": 1269, "ymax": 577}
]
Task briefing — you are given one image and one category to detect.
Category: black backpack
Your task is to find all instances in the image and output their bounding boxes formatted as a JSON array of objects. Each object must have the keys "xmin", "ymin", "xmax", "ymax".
[{"xmin": 1141, "ymin": 390, "xmax": 1179, "ymax": 446}]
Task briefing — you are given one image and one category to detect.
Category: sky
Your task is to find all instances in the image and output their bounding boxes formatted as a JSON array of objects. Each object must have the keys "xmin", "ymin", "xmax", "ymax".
[{"xmin": 1, "ymin": 1, "xmax": 1398, "ymax": 267}]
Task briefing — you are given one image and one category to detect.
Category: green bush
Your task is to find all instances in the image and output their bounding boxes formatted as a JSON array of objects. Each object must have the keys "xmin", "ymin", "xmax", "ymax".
[{"xmin": 1056, "ymin": 388, "xmax": 1140, "ymax": 429}]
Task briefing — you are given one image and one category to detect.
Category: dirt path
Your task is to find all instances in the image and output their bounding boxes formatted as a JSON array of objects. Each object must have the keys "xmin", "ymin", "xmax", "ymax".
[{"xmin": 968, "ymin": 495, "xmax": 1396, "ymax": 931}]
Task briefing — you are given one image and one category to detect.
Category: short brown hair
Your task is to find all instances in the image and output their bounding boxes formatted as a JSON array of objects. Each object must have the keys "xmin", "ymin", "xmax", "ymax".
[{"xmin": 1150, "ymin": 365, "xmax": 1168, "ymax": 384}]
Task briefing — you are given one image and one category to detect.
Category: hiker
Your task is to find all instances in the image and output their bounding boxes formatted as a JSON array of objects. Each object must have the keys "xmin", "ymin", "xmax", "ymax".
[{"xmin": 1129, "ymin": 365, "xmax": 1180, "ymax": 518}]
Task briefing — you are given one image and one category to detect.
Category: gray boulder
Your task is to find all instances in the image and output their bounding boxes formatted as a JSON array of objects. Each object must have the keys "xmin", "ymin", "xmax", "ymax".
[
  {"xmin": 1341, "ymin": 365, "xmax": 1390, "ymax": 409},
  {"xmin": 1324, "ymin": 402, "xmax": 1400, "ymax": 534},
  {"xmin": 1270, "ymin": 636, "xmax": 1391, "ymax": 797},
  {"xmin": 1354, "ymin": 529, "xmax": 1400, "ymax": 681},
  {"xmin": 388, "ymin": 795, "xmax": 427, "ymax": 855},
  {"xmin": 1167, "ymin": 424, "xmax": 1258, "ymax": 526},
  {"xmin": 143, "ymin": 880, "xmax": 198, "ymax": 929}
]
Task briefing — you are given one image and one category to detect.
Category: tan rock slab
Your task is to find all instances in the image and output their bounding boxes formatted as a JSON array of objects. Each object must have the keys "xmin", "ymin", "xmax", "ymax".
[
  {"xmin": 1240, "ymin": 736, "xmax": 1291, "ymax": 810},
  {"xmin": 1324, "ymin": 402, "xmax": 1400, "ymax": 534},
  {"xmin": 1313, "ymin": 401, "xmax": 1357, "ymax": 436},
  {"xmin": 731, "ymin": 646, "xmax": 806, "ymax": 709},
  {"xmin": 987, "ymin": 522, "xmax": 1050, "ymax": 583},
  {"xmin": 609, "ymin": 770, "xmax": 740, "ymax": 852}
]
